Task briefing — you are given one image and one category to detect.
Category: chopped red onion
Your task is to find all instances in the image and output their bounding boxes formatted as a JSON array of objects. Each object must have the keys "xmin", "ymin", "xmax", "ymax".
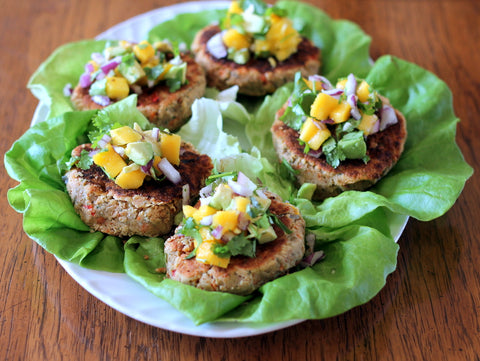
[
  {"xmin": 150, "ymin": 127, "xmax": 160, "ymax": 141},
  {"xmin": 345, "ymin": 73, "xmax": 357, "ymax": 96},
  {"xmin": 322, "ymin": 88, "xmax": 343, "ymax": 100},
  {"xmin": 379, "ymin": 105, "xmax": 398, "ymax": 131},
  {"xmin": 206, "ymin": 32, "xmax": 227, "ymax": 59},
  {"xmin": 113, "ymin": 146, "xmax": 125, "ymax": 157},
  {"xmin": 79, "ymin": 72, "xmax": 92, "ymax": 88},
  {"xmin": 85, "ymin": 63, "xmax": 95, "ymax": 73},
  {"xmin": 141, "ymin": 158, "xmax": 154, "ymax": 174},
  {"xmin": 157, "ymin": 157, "xmax": 181, "ymax": 184},
  {"xmin": 182, "ymin": 184, "xmax": 190, "ymax": 205},
  {"xmin": 211, "ymin": 225, "xmax": 223, "ymax": 239},
  {"xmin": 101, "ymin": 57, "xmax": 121, "ymax": 74},
  {"xmin": 221, "ymin": 231, "xmax": 236, "ymax": 243},
  {"xmin": 309, "ymin": 75, "xmax": 333, "ymax": 90},
  {"xmin": 91, "ymin": 95, "xmax": 111, "ymax": 106},
  {"xmin": 255, "ymin": 188, "xmax": 268, "ymax": 199},
  {"xmin": 95, "ymin": 71, "xmax": 106, "ymax": 81},
  {"xmin": 321, "ymin": 118, "xmax": 336, "ymax": 125},
  {"xmin": 228, "ymin": 172, "xmax": 256, "ymax": 197},
  {"xmin": 200, "ymin": 183, "xmax": 213, "ymax": 198},
  {"xmin": 91, "ymin": 52, "xmax": 105, "ymax": 64},
  {"xmin": 199, "ymin": 214, "xmax": 213, "ymax": 226},
  {"xmin": 347, "ymin": 94, "xmax": 361, "ymax": 120},
  {"xmin": 97, "ymin": 134, "xmax": 112, "ymax": 148},
  {"xmin": 308, "ymin": 148, "xmax": 323, "ymax": 158},
  {"xmin": 88, "ymin": 149, "xmax": 100, "ymax": 157},
  {"xmin": 237, "ymin": 212, "xmax": 250, "ymax": 231},
  {"xmin": 63, "ymin": 83, "xmax": 73, "ymax": 97}
]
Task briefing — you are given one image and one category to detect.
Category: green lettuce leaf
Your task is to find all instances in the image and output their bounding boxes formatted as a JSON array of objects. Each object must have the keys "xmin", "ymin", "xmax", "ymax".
[
  {"xmin": 27, "ymin": 40, "xmax": 110, "ymax": 120},
  {"xmin": 8, "ymin": 1, "xmax": 472, "ymax": 326}
]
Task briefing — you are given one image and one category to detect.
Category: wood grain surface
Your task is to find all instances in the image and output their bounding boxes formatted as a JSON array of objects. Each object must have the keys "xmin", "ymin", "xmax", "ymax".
[{"xmin": 1, "ymin": 0, "xmax": 479, "ymax": 360}]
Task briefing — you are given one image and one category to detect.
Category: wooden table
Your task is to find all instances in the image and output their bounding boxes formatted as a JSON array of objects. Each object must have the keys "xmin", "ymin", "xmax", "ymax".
[{"xmin": 1, "ymin": 0, "xmax": 479, "ymax": 360}]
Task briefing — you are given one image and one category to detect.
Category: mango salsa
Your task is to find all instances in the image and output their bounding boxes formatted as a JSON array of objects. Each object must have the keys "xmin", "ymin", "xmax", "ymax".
[
  {"xmin": 310, "ymin": 93, "xmax": 339, "ymax": 120},
  {"xmin": 92, "ymin": 144, "xmax": 127, "ymax": 178}
]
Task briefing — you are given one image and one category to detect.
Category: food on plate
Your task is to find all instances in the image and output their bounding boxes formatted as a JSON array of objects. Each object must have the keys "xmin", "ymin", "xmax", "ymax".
[
  {"xmin": 65, "ymin": 123, "xmax": 213, "ymax": 237},
  {"xmin": 272, "ymin": 72, "xmax": 407, "ymax": 200},
  {"xmin": 70, "ymin": 40, "xmax": 206, "ymax": 131},
  {"xmin": 164, "ymin": 171, "xmax": 306, "ymax": 295},
  {"xmin": 191, "ymin": 0, "xmax": 320, "ymax": 96}
]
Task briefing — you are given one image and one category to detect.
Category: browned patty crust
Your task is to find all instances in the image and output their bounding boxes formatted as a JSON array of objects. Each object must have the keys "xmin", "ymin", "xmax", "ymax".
[
  {"xmin": 271, "ymin": 96, "xmax": 407, "ymax": 200},
  {"xmin": 65, "ymin": 142, "xmax": 213, "ymax": 238},
  {"xmin": 191, "ymin": 25, "xmax": 321, "ymax": 96},
  {"xmin": 164, "ymin": 191, "xmax": 306, "ymax": 295},
  {"xmin": 70, "ymin": 53, "xmax": 206, "ymax": 131}
]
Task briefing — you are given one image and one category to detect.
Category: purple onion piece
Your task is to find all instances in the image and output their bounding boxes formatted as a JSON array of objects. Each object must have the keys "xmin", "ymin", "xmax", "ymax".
[
  {"xmin": 101, "ymin": 58, "xmax": 121, "ymax": 74},
  {"xmin": 301, "ymin": 250, "xmax": 325, "ymax": 267},
  {"xmin": 345, "ymin": 73, "xmax": 357, "ymax": 96},
  {"xmin": 63, "ymin": 83, "xmax": 73, "ymax": 97},
  {"xmin": 211, "ymin": 225, "xmax": 223, "ymax": 239},
  {"xmin": 322, "ymin": 88, "xmax": 344, "ymax": 98},
  {"xmin": 206, "ymin": 32, "xmax": 227, "ymax": 59},
  {"xmin": 91, "ymin": 52, "xmax": 105, "ymax": 64},
  {"xmin": 308, "ymin": 148, "xmax": 323, "ymax": 158},
  {"xmin": 199, "ymin": 214, "xmax": 213, "ymax": 226},
  {"xmin": 79, "ymin": 72, "xmax": 92, "ymax": 88},
  {"xmin": 141, "ymin": 158, "xmax": 154, "ymax": 174},
  {"xmin": 309, "ymin": 75, "xmax": 333, "ymax": 90},
  {"xmin": 379, "ymin": 105, "xmax": 398, "ymax": 131},
  {"xmin": 347, "ymin": 94, "xmax": 361, "ymax": 120},
  {"xmin": 91, "ymin": 95, "xmax": 111, "ymax": 106},
  {"xmin": 152, "ymin": 127, "xmax": 160, "ymax": 141},
  {"xmin": 85, "ymin": 62, "xmax": 95, "ymax": 73},
  {"xmin": 157, "ymin": 157, "xmax": 181, "ymax": 184},
  {"xmin": 199, "ymin": 183, "xmax": 213, "ymax": 198}
]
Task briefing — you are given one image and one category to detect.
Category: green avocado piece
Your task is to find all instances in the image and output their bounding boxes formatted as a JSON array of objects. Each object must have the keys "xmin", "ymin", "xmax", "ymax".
[
  {"xmin": 125, "ymin": 141, "xmax": 153, "ymax": 166},
  {"xmin": 338, "ymin": 131, "xmax": 367, "ymax": 159},
  {"xmin": 209, "ymin": 184, "xmax": 234, "ymax": 210}
]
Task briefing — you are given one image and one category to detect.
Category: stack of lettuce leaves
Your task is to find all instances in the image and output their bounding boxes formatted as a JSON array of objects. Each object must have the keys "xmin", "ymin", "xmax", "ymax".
[{"xmin": 5, "ymin": 1, "xmax": 473, "ymax": 325}]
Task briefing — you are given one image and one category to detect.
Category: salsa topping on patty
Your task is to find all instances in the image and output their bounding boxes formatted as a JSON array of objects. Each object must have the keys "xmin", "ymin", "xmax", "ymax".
[
  {"xmin": 68, "ymin": 121, "xmax": 183, "ymax": 189},
  {"xmin": 177, "ymin": 171, "xmax": 290, "ymax": 268},
  {"xmin": 76, "ymin": 40, "xmax": 188, "ymax": 106},
  {"xmin": 207, "ymin": 0, "xmax": 302, "ymax": 64},
  {"xmin": 281, "ymin": 72, "xmax": 399, "ymax": 168}
]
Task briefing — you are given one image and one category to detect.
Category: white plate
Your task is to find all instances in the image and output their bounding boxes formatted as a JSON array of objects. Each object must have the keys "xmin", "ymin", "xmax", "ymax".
[{"xmin": 33, "ymin": 2, "xmax": 409, "ymax": 338}]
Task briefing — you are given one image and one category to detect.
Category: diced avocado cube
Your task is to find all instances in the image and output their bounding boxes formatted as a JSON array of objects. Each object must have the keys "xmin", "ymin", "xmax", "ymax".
[
  {"xmin": 88, "ymin": 78, "xmax": 107, "ymax": 96},
  {"xmin": 257, "ymin": 225, "xmax": 277, "ymax": 244},
  {"xmin": 338, "ymin": 131, "xmax": 366, "ymax": 159},
  {"xmin": 118, "ymin": 54, "xmax": 146, "ymax": 84},
  {"xmin": 209, "ymin": 184, "xmax": 234, "ymax": 210},
  {"xmin": 125, "ymin": 141, "xmax": 153, "ymax": 165}
]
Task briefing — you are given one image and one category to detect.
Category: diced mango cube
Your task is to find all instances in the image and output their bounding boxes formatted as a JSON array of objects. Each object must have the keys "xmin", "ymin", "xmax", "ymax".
[
  {"xmin": 336, "ymin": 79, "xmax": 348, "ymax": 90},
  {"xmin": 160, "ymin": 133, "xmax": 181, "ymax": 165},
  {"xmin": 196, "ymin": 241, "xmax": 230, "ymax": 268},
  {"xmin": 234, "ymin": 196, "xmax": 250, "ymax": 213},
  {"xmin": 330, "ymin": 101, "xmax": 352, "ymax": 123},
  {"xmin": 133, "ymin": 40, "xmax": 155, "ymax": 64},
  {"xmin": 305, "ymin": 78, "xmax": 323, "ymax": 92},
  {"xmin": 110, "ymin": 126, "xmax": 142, "ymax": 146},
  {"xmin": 92, "ymin": 144, "xmax": 127, "ymax": 178},
  {"xmin": 193, "ymin": 205, "xmax": 218, "ymax": 224},
  {"xmin": 299, "ymin": 117, "xmax": 321, "ymax": 143},
  {"xmin": 105, "ymin": 77, "xmax": 130, "ymax": 100},
  {"xmin": 182, "ymin": 205, "xmax": 196, "ymax": 219},
  {"xmin": 310, "ymin": 93, "xmax": 339, "ymax": 120},
  {"xmin": 228, "ymin": 1, "xmax": 243, "ymax": 14},
  {"xmin": 358, "ymin": 113, "xmax": 379, "ymax": 135},
  {"xmin": 266, "ymin": 17, "xmax": 301, "ymax": 61},
  {"xmin": 356, "ymin": 80, "xmax": 371, "ymax": 103},
  {"xmin": 223, "ymin": 29, "xmax": 251, "ymax": 50},
  {"xmin": 212, "ymin": 210, "xmax": 238, "ymax": 233},
  {"xmin": 114, "ymin": 164, "xmax": 146, "ymax": 189},
  {"xmin": 307, "ymin": 128, "xmax": 331, "ymax": 150},
  {"xmin": 199, "ymin": 227, "xmax": 215, "ymax": 242},
  {"xmin": 253, "ymin": 39, "xmax": 270, "ymax": 55}
]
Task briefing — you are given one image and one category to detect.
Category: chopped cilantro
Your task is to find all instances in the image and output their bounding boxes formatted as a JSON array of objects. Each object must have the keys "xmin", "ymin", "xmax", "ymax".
[{"xmin": 66, "ymin": 149, "xmax": 93, "ymax": 170}]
